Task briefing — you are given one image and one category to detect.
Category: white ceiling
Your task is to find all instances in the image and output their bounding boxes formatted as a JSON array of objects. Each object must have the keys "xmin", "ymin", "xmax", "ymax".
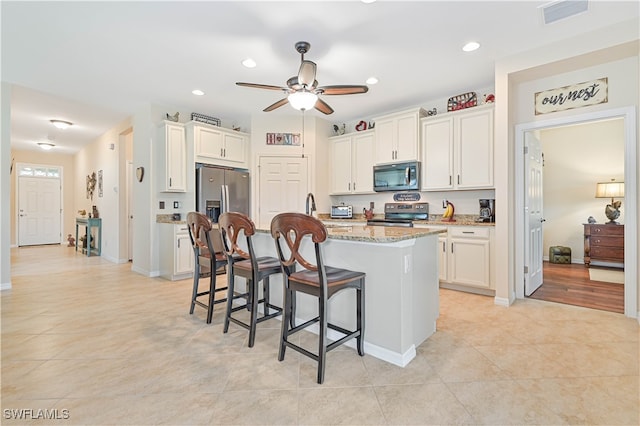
[{"xmin": 3, "ymin": 1, "xmax": 638, "ymax": 154}]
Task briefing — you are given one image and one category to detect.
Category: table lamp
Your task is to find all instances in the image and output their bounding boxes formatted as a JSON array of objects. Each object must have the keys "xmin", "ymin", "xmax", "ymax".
[{"xmin": 595, "ymin": 179, "xmax": 624, "ymax": 224}]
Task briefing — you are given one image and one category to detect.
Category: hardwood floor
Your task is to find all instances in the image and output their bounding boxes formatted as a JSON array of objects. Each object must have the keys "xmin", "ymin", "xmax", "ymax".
[{"xmin": 529, "ymin": 262, "xmax": 624, "ymax": 314}]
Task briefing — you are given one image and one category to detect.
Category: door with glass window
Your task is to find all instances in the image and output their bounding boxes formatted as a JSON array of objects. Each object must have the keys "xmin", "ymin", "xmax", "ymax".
[{"xmin": 17, "ymin": 164, "xmax": 62, "ymax": 246}]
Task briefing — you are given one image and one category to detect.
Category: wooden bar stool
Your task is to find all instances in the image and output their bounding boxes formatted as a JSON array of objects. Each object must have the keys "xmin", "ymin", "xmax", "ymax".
[
  {"xmin": 218, "ymin": 212, "xmax": 283, "ymax": 348},
  {"xmin": 186, "ymin": 212, "xmax": 228, "ymax": 324},
  {"xmin": 270, "ymin": 212, "xmax": 365, "ymax": 384}
]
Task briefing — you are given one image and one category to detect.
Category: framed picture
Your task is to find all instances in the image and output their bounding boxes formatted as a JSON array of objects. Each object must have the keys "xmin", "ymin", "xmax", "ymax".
[
  {"xmin": 98, "ymin": 170, "xmax": 103, "ymax": 197},
  {"xmin": 266, "ymin": 132, "xmax": 301, "ymax": 146}
]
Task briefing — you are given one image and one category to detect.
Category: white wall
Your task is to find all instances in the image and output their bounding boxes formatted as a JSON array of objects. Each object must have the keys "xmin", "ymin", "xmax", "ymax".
[
  {"xmin": 1, "ymin": 83, "xmax": 11, "ymax": 290},
  {"xmin": 74, "ymin": 117, "xmax": 132, "ymax": 263},
  {"xmin": 540, "ymin": 119, "xmax": 625, "ymax": 262}
]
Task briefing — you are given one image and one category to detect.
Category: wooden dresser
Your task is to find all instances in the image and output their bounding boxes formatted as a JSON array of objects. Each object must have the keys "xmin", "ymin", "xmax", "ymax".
[{"xmin": 583, "ymin": 224, "xmax": 624, "ymax": 268}]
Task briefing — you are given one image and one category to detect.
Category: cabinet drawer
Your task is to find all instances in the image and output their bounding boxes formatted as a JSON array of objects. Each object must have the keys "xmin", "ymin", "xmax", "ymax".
[
  {"xmin": 591, "ymin": 236, "xmax": 623, "ymax": 247},
  {"xmin": 590, "ymin": 246, "xmax": 624, "ymax": 261},
  {"xmin": 449, "ymin": 227, "xmax": 490, "ymax": 239},
  {"xmin": 589, "ymin": 225, "xmax": 624, "ymax": 236}
]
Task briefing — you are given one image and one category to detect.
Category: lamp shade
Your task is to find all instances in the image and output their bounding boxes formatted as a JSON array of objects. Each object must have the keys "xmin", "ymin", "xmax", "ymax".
[
  {"xmin": 595, "ymin": 181, "xmax": 625, "ymax": 199},
  {"xmin": 288, "ymin": 91, "xmax": 318, "ymax": 111}
]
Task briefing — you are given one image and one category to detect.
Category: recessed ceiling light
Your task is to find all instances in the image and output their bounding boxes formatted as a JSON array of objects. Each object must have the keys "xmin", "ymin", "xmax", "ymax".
[
  {"xmin": 37, "ymin": 142, "xmax": 55, "ymax": 150},
  {"xmin": 462, "ymin": 41, "xmax": 480, "ymax": 52},
  {"xmin": 192, "ymin": 89, "xmax": 205, "ymax": 96},
  {"xmin": 366, "ymin": 77, "xmax": 379, "ymax": 85},
  {"xmin": 242, "ymin": 58, "xmax": 257, "ymax": 68},
  {"xmin": 50, "ymin": 119, "xmax": 72, "ymax": 129}
]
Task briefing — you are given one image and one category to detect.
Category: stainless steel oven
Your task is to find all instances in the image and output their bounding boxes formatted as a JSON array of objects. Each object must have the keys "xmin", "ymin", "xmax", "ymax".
[{"xmin": 366, "ymin": 202, "xmax": 429, "ymax": 227}]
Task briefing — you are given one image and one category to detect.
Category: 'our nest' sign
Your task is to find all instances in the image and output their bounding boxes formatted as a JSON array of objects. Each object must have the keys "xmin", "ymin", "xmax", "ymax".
[{"xmin": 534, "ymin": 77, "xmax": 608, "ymax": 115}]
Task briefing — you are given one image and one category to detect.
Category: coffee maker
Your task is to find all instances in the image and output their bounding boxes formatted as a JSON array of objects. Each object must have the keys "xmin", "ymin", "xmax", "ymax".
[{"xmin": 477, "ymin": 199, "xmax": 495, "ymax": 222}]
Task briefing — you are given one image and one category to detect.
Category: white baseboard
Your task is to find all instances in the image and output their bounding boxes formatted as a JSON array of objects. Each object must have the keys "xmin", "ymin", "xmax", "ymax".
[
  {"xmin": 494, "ymin": 296, "xmax": 511, "ymax": 307},
  {"xmin": 1, "ymin": 282, "xmax": 12, "ymax": 291}
]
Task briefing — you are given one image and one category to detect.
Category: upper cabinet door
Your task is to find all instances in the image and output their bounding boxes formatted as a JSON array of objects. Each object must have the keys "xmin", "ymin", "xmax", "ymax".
[
  {"xmin": 223, "ymin": 132, "xmax": 247, "ymax": 164},
  {"xmin": 422, "ymin": 117, "xmax": 454, "ymax": 190},
  {"xmin": 330, "ymin": 135, "xmax": 353, "ymax": 194},
  {"xmin": 456, "ymin": 107, "xmax": 494, "ymax": 189},
  {"xmin": 374, "ymin": 119, "xmax": 395, "ymax": 164},
  {"xmin": 374, "ymin": 108, "xmax": 425, "ymax": 164},
  {"xmin": 352, "ymin": 131, "xmax": 375, "ymax": 193},
  {"xmin": 158, "ymin": 121, "xmax": 186, "ymax": 192},
  {"xmin": 395, "ymin": 114, "xmax": 419, "ymax": 162},
  {"xmin": 196, "ymin": 127, "xmax": 224, "ymax": 160}
]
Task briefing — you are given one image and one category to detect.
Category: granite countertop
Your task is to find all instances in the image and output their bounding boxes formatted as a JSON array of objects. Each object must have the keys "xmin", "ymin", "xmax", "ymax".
[
  {"xmin": 318, "ymin": 213, "xmax": 495, "ymax": 227},
  {"xmin": 257, "ymin": 224, "xmax": 445, "ymax": 244},
  {"xmin": 156, "ymin": 214, "xmax": 186, "ymax": 225}
]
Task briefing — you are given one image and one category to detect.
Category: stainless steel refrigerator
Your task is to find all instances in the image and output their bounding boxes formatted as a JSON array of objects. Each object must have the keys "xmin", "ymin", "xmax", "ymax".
[{"xmin": 195, "ymin": 163, "xmax": 250, "ymax": 252}]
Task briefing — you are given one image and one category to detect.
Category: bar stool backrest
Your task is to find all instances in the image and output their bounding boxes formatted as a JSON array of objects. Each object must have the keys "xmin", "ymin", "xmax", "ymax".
[
  {"xmin": 219, "ymin": 212, "xmax": 258, "ymax": 267},
  {"xmin": 270, "ymin": 212, "xmax": 328, "ymax": 277},
  {"xmin": 186, "ymin": 211, "xmax": 215, "ymax": 258}
]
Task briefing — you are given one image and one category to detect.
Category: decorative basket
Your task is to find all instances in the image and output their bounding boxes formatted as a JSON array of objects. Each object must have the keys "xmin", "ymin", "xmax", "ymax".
[{"xmin": 191, "ymin": 112, "xmax": 220, "ymax": 127}]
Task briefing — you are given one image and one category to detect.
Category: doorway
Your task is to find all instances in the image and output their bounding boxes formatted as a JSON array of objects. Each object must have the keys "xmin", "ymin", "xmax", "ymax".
[
  {"xmin": 515, "ymin": 106, "xmax": 637, "ymax": 317},
  {"xmin": 17, "ymin": 163, "xmax": 62, "ymax": 246}
]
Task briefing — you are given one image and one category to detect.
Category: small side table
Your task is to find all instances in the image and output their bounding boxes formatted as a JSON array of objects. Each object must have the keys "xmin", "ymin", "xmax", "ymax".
[{"xmin": 75, "ymin": 217, "xmax": 102, "ymax": 257}]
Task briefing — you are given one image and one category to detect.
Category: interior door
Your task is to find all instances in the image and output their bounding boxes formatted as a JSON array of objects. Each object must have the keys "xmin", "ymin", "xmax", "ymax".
[
  {"xmin": 524, "ymin": 131, "xmax": 544, "ymax": 296},
  {"xmin": 18, "ymin": 175, "xmax": 61, "ymax": 246},
  {"xmin": 257, "ymin": 156, "xmax": 309, "ymax": 229}
]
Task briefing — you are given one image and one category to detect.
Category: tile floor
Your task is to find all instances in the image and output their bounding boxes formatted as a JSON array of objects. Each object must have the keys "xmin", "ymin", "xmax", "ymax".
[{"xmin": 2, "ymin": 245, "xmax": 638, "ymax": 425}]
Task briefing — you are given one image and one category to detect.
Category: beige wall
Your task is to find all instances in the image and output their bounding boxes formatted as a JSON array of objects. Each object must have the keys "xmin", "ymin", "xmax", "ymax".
[
  {"xmin": 9, "ymin": 150, "xmax": 76, "ymax": 246},
  {"xmin": 540, "ymin": 119, "xmax": 625, "ymax": 262}
]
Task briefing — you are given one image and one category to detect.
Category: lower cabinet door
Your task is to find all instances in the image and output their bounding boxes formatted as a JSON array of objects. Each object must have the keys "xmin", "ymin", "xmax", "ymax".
[
  {"xmin": 438, "ymin": 235, "xmax": 448, "ymax": 282},
  {"xmin": 175, "ymin": 232, "xmax": 194, "ymax": 276},
  {"xmin": 450, "ymin": 238, "xmax": 490, "ymax": 288}
]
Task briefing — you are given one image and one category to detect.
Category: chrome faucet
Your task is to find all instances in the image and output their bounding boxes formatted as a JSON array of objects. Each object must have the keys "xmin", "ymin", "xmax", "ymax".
[{"xmin": 305, "ymin": 193, "xmax": 316, "ymax": 216}]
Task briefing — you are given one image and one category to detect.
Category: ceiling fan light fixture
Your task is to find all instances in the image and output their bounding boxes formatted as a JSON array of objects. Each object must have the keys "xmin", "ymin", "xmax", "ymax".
[
  {"xmin": 50, "ymin": 119, "xmax": 72, "ymax": 129},
  {"xmin": 38, "ymin": 142, "xmax": 55, "ymax": 150},
  {"xmin": 288, "ymin": 91, "xmax": 318, "ymax": 111}
]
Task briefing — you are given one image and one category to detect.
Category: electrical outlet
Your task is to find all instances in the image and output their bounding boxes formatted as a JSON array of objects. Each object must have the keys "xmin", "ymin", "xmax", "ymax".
[
  {"xmin": 159, "ymin": 201, "xmax": 165, "ymax": 209},
  {"xmin": 173, "ymin": 201, "xmax": 179, "ymax": 209},
  {"xmin": 370, "ymin": 201, "xmax": 375, "ymax": 209}
]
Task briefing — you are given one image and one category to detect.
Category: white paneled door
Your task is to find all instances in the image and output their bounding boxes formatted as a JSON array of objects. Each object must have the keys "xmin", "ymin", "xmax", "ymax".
[
  {"xmin": 257, "ymin": 156, "xmax": 309, "ymax": 229},
  {"xmin": 18, "ymin": 174, "xmax": 62, "ymax": 246},
  {"xmin": 524, "ymin": 132, "xmax": 544, "ymax": 296}
]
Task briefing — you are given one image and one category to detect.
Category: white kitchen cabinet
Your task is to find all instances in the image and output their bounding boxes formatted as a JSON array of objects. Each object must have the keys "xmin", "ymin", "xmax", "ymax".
[
  {"xmin": 373, "ymin": 108, "xmax": 426, "ymax": 164},
  {"xmin": 329, "ymin": 130, "xmax": 375, "ymax": 194},
  {"xmin": 449, "ymin": 226, "xmax": 491, "ymax": 289},
  {"xmin": 415, "ymin": 224, "xmax": 494, "ymax": 292},
  {"xmin": 188, "ymin": 121, "xmax": 249, "ymax": 168},
  {"xmin": 158, "ymin": 121, "xmax": 186, "ymax": 192},
  {"xmin": 160, "ymin": 223, "xmax": 193, "ymax": 281},
  {"xmin": 421, "ymin": 105, "xmax": 494, "ymax": 190}
]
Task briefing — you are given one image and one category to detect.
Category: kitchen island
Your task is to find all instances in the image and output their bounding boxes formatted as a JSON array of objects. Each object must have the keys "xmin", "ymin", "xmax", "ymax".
[{"xmin": 248, "ymin": 224, "xmax": 445, "ymax": 367}]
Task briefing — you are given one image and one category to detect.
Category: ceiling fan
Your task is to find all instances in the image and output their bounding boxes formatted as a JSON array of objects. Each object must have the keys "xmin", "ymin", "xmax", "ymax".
[{"xmin": 236, "ymin": 41, "xmax": 369, "ymax": 115}]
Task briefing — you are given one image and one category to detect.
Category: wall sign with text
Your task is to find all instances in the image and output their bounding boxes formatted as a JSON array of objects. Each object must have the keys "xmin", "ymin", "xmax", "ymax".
[
  {"xmin": 266, "ymin": 132, "xmax": 301, "ymax": 146},
  {"xmin": 534, "ymin": 77, "xmax": 608, "ymax": 115}
]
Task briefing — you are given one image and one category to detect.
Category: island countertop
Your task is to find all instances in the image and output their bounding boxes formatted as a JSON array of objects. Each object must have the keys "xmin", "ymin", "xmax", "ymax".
[{"xmin": 257, "ymin": 224, "xmax": 445, "ymax": 244}]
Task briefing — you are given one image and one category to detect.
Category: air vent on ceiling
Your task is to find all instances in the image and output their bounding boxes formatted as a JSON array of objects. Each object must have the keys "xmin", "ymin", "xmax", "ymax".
[{"xmin": 541, "ymin": 0, "xmax": 589, "ymax": 25}]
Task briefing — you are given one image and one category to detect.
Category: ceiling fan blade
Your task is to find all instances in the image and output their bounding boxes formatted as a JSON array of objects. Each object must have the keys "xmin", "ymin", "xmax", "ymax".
[
  {"xmin": 263, "ymin": 98, "xmax": 289, "ymax": 112},
  {"xmin": 317, "ymin": 85, "xmax": 369, "ymax": 95},
  {"xmin": 236, "ymin": 82, "xmax": 287, "ymax": 91},
  {"xmin": 314, "ymin": 98, "xmax": 334, "ymax": 115},
  {"xmin": 298, "ymin": 60, "xmax": 317, "ymax": 87}
]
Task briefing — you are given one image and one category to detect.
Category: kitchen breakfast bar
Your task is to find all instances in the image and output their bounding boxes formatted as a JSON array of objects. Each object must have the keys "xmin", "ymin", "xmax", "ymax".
[{"xmin": 249, "ymin": 224, "xmax": 446, "ymax": 367}]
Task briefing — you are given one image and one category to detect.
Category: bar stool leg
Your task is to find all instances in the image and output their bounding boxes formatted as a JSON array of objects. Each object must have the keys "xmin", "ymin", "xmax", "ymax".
[
  {"xmin": 206, "ymin": 258, "xmax": 216, "ymax": 324},
  {"xmin": 190, "ymin": 259, "xmax": 200, "ymax": 315},
  {"xmin": 223, "ymin": 266, "xmax": 236, "ymax": 334},
  {"xmin": 278, "ymin": 281, "xmax": 291, "ymax": 361},
  {"xmin": 357, "ymin": 283, "xmax": 365, "ymax": 356},
  {"xmin": 248, "ymin": 276, "xmax": 259, "ymax": 347},
  {"xmin": 263, "ymin": 276, "xmax": 270, "ymax": 316},
  {"xmin": 317, "ymin": 296, "xmax": 328, "ymax": 384}
]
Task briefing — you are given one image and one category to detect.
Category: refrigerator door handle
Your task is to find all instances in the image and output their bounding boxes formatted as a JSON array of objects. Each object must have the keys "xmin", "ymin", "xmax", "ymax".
[{"xmin": 221, "ymin": 185, "xmax": 230, "ymax": 215}]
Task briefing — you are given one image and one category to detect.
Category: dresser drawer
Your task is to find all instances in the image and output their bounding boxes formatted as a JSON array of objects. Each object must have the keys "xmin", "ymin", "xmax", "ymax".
[
  {"xmin": 590, "ymin": 246, "xmax": 624, "ymax": 261},
  {"xmin": 591, "ymin": 236, "xmax": 624, "ymax": 247},
  {"xmin": 589, "ymin": 225, "xmax": 624, "ymax": 236}
]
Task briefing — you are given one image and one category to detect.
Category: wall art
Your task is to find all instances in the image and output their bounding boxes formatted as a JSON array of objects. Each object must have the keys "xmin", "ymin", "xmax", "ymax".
[
  {"xmin": 98, "ymin": 170, "xmax": 103, "ymax": 197},
  {"xmin": 535, "ymin": 77, "xmax": 608, "ymax": 115},
  {"xmin": 266, "ymin": 132, "xmax": 301, "ymax": 146}
]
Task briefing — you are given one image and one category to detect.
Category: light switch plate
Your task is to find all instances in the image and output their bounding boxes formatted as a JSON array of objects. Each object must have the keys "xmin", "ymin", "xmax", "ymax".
[{"xmin": 173, "ymin": 201, "xmax": 179, "ymax": 209}]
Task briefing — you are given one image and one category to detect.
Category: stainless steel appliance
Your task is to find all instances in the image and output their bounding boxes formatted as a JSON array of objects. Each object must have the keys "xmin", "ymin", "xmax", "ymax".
[
  {"xmin": 331, "ymin": 205, "xmax": 353, "ymax": 219},
  {"xmin": 373, "ymin": 161, "xmax": 420, "ymax": 192},
  {"xmin": 366, "ymin": 202, "xmax": 428, "ymax": 227},
  {"xmin": 196, "ymin": 163, "xmax": 250, "ymax": 251},
  {"xmin": 477, "ymin": 198, "xmax": 495, "ymax": 222}
]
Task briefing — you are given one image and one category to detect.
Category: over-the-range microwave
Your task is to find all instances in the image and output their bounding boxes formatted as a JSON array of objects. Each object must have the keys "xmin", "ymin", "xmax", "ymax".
[{"xmin": 373, "ymin": 161, "xmax": 420, "ymax": 192}]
